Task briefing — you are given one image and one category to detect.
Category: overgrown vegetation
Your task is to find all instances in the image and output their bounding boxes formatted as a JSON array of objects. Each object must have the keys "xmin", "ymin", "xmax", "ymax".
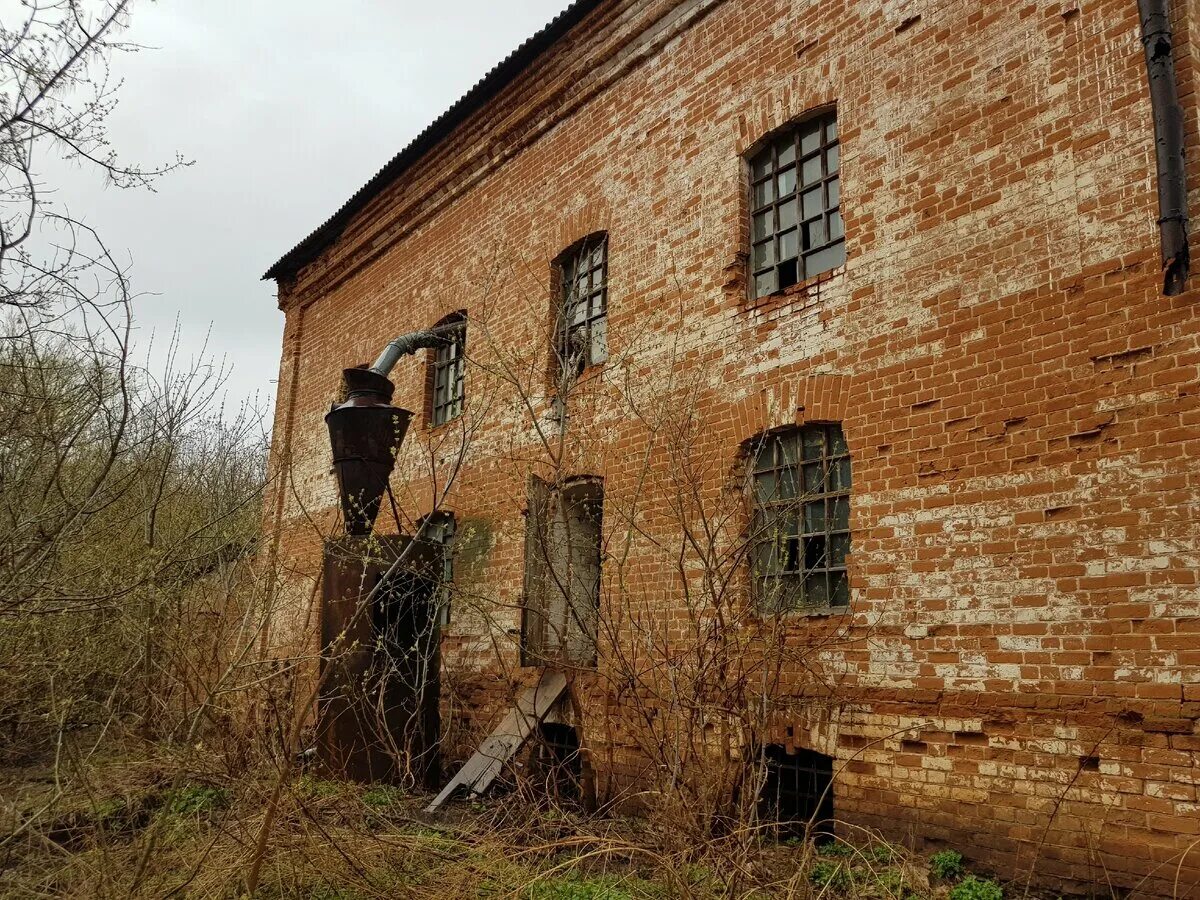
[{"xmin": 2, "ymin": 750, "xmax": 1025, "ymax": 899}]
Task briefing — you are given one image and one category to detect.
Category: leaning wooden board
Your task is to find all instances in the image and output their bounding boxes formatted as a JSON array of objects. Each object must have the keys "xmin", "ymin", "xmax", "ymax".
[{"xmin": 425, "ymin": 670, "xmax": 568, "ymax": 812}]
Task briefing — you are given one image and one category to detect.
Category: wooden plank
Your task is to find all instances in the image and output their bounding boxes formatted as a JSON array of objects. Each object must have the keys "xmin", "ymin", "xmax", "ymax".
[{"xmin": 425, "ymin": 670, "xmax": 567, "ymax": 812}]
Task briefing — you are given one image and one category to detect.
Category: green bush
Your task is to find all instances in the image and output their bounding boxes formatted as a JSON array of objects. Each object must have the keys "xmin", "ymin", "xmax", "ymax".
[
  {"xmin": 929, "ymin": 849, "xmax": 965, "ymax": 880},
  {"xmin": 949, "ymin": 875, "xmax": 1003, "ymax": 900}
]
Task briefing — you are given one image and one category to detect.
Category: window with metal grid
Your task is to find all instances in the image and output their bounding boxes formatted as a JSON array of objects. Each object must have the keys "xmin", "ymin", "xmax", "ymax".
[
  {"xmin": 750, "ymin": 424, "xmax": 851, "ymax": 612},
  {"xmin": 749, "ymin": 110, "xmax": 843, "ymax": 298},
  {"xmin": 430, "ymin": 317, "xmax": 466, "ymax": 426},
  {"xmin": 758, "ymin": 745, "xmax": 834, "ymax": 838},
  {"xmin": 557, "ymin": 234, "xmax": 608, "ymax": 376}
]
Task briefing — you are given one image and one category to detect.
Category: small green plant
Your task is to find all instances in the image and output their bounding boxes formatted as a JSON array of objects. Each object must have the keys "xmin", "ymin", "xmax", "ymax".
[
  {"xmin": 295, "ymin": 774, "xmax": 343, "ymax": 799},
  {"xmin": 809, "ymin": 859, "xmax": 851, "ymax": 892},
  {"xmin": 163, "ymin": 784, "xmax": 227, "ymax": 817},
  {"xmin": 526, "ymin": 873, "xmax": 641, "ymax": 899},
  {"xmin": 817, "ymin": 840, "xmax": 855, "ymax": 858},
  {"xmin": 361, "ymin": 785, "xmax": 404, "ymax": 808},
  {"xmin": 868, "ymin": 843, "xmax": 898, "ymax": 864},
  {"xmin": 929, "ymin": 849, "xmax": 965, "ymax": 880},
  {"xmin": 949, "ymin": 875, "xmax": 1003, "ymax": 900}
]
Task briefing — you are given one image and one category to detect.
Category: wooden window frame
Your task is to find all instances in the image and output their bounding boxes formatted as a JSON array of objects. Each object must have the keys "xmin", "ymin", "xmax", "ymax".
[
  {"xmin": 748, "ymin": 109, "xmax": 844, "ymax": 298},
  {"xmin": 418, "ymin": 510, "xmax": 456, "ymax": 627},
  {"xmin": 521, "ymin": 475, "xmax": 603, "ymax": 667},
  {"xmin": 429, "ymin": 314, "xmax": 466, "ymax": 426},
  {"xmin": 555, "ymin": 234, "xmax": 609, "ymax": 378}
]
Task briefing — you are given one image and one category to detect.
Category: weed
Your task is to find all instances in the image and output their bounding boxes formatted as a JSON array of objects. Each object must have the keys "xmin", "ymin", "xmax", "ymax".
[
  {"xmin": 163, "ymin": 784, "xmax": 227, "ymax": 817},
  {"xmin": 526, "ymin": 872, "xmax": 653, "ymax": 899},
  {"xmin": 869, "ymin": 843, "xmax": 898, "ymax": 865},
  {"xmin": 809, "ymin": 859, "xmax": 851, "ymax": 892},
  {"xmin": 309, "ymin": 886, "xmax": 364, "ymax": 900},
  {"xmin": 929, "ymin": 849, "xmax": 965, "ymax": 881},
  {"xmin": 817, "ymin": 840, "xmax": 855, "ymax": 858},
  {"xmin": 296, "ymin": 774, "xmax": 343, "ymax": 800},
  {"xmin": 361, "ymin": 785, "xmax": 404, "ymax": 808},
  {"xmin": 949, "ymin": 875, "xmax": 1003, "ymax": 900}
]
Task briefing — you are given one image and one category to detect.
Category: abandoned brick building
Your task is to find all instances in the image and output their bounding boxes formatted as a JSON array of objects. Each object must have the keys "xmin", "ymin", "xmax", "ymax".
[{"xmin": 263, "ymin": 0, "xmax": 1200, "ymax": 894}]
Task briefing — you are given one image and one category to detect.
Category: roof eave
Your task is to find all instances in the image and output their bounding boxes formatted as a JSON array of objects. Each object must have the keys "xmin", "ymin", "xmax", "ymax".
[{"xmin": 263, "ymin": 0, "xmax": 604, "ymax": 284}]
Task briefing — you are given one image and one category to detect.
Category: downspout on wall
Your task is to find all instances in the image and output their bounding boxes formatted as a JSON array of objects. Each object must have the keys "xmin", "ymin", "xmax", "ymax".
[{"xmin": 1139, "ymin": 0, "xmax": 1191, "ymax": 296}]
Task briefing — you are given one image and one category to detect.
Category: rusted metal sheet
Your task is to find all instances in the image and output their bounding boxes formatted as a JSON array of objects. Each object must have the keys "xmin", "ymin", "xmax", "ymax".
[{"xmin": 319, "ymin": 535, "xmax": 442, "ymax": 787}]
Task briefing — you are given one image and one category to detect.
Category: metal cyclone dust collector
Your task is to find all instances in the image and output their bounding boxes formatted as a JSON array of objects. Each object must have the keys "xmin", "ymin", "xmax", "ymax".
[
  {"xmin": 325, "ymin": 367, "xmax": 411, "ymax": 536},
  {"xmin": 325, "ymin": 324, "xmax": 458, "ymax": 536}
]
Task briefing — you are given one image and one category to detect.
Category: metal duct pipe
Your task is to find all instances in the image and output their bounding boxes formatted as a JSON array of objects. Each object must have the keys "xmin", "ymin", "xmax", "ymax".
[
  {"xmin": 325, "ymin": 322, "xmax": 463, "ymax": 536},
  {"xmin": 370, "ymin": 321, "xmax": 461, "ymax": 378},
  {"xmin": 1139, "ymin": 0, "xmax": 1190, "ymax": 296}
]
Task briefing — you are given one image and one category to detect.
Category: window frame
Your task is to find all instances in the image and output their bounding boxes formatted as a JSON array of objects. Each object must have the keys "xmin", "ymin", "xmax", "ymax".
[
  {"xmin": 748, "ymin": 108, "xmax": 844, "ymax": 299},
  {"xmin": 418, "ymin": 510, "xmax": 456, "ymax": 627},
  {"xmin": 555, "ymin": 233, "xmax": 609, "ymax": 378},
  {"xmin": 429, "ymin": 314, "xmax": 467, "ymax": 426},
  {"xmin": 748, "ymin": 423, "xmax": 851, "ymax": 614},
  {"xmin": 521, "ymin": 475, "xmax": 603, "ymax": 667}
]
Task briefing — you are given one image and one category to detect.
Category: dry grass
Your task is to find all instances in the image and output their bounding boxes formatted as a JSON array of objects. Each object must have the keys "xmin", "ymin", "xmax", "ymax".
[{"xmin": 0, "ymin": 740, "xmax": 1026, "ymax": 900}]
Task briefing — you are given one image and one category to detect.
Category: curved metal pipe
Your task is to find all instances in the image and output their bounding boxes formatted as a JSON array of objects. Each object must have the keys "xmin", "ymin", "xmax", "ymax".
[
  {"xmin": 369, "ymin": 321, "xmax": 461, "ymax": 377},
  {"xmin": 1139, "ymin": 0, "xmax": 1190, "ymax": 296}
]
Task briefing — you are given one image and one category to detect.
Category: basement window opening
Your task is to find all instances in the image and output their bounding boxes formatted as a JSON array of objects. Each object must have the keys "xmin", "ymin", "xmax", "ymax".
[
  {"xmin": 555, "ymin": 233, "xmax": 608, "ymax": 378},
  {"xmin": 532, "ymin": 722, "xmax": 582, "ymax": 801},
  {"xmin": 749, "ymin": 108, "xmax": 843, "ymax": 298},
  {"xmin": 758, "ymin": 745, "xmax": 834, "ymax": 840}
]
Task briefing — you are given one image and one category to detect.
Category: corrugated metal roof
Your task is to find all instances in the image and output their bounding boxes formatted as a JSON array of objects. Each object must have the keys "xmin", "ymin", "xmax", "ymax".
[{"xmin": 263, "ymin": 0, "xmax": 604, "ymax": 282}]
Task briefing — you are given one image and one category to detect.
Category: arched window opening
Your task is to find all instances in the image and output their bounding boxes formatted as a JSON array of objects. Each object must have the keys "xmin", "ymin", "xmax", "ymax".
[
  {"xmin": 749, "ymin": 423, "xmax": 851, "ymax": 612},
  {"xmin": 429, "ymin": 313, "xmax": 466, "ymax": 426},
  {"xmin": 748, "ymin": 108, "xmax": 843, "ymax": 298}
]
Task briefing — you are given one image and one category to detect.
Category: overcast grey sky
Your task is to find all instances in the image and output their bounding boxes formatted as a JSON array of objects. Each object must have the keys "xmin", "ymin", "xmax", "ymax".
[{"xmin": 50, "ymin": 0, "xmax": 568, "ymax": 416}]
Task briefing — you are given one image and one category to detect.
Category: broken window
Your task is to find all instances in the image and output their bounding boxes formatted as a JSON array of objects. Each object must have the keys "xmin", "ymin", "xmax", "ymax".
[
  {"xmin": 758, "ymin": 745, "xmax": 834, "ymax": 838},
  {"xmin": 418, "ymin": 510, "xmax": 456, "ymax": 626},
  {"xmin": 555, "ymin": 234, "xmax": 608, "ymax": 378},
  {"xmin": 750, "ymin": 424, "xmax": 851, "ymax": 612},
  {"xmin": 430, "ymin": 313, "xmax": 466, "ymax": 426},
  {"xmin": 749, "ymin": 109, "xmax": 843, "ymax": 298},
  {"xmin": 521, "ymin": 476, "xmax": 602, "ymax": 667}
]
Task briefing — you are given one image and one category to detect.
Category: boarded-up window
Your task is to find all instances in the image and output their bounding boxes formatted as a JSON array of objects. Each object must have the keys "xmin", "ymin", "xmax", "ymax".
[{"xmin": 522, "ymin": 476, "xmax": 602, "ymax": 667}]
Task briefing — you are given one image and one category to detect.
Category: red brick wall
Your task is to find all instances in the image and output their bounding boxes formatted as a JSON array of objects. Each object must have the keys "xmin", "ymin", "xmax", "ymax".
[{"xmin": 265, "ymin": 0, "xmax": 1200, "ymax": 894}]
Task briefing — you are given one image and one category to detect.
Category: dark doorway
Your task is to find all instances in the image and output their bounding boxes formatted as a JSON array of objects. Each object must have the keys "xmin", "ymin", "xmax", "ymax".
[
  {"xmin": 532, "ymin": 722, "xmax": 582, "ymax": 802},
  {"xmin": 758, "ymin": 745, "xmax": 834, "ymax": 839}
]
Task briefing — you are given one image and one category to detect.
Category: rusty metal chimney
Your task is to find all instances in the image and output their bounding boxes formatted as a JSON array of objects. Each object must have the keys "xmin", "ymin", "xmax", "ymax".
[{"xmin": 326, "ymin": 367, "xmax": 411, "ymax": 536}]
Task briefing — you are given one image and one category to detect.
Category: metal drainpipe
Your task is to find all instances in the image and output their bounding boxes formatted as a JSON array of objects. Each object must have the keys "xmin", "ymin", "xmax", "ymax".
[{"xmin": 1139, "ymin": 0, "xmax": 1191, "ymax": 296}]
